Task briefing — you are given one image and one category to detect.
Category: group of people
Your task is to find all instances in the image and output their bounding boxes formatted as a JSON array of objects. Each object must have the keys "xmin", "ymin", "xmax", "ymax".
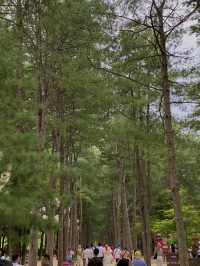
[
  {"xmin": 0, "ymin": 252, "xmax": 22, "ymax": 266},
  {"xmin": 0, "ymin": 234, "xmax": 180, "ymax": 266},
  {"xmin": 63, "ymin": 244, "xmax": 147, "ymax": 266}
]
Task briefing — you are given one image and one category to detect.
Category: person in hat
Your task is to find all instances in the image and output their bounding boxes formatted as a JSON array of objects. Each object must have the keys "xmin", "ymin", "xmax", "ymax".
[{"xmin": 132, "ymin": 251, "xmax": 147, "ymax": 266}]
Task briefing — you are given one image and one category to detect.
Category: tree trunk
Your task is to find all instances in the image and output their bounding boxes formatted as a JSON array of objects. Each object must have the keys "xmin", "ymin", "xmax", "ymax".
[
  {"xmin": 28, "ymin": 230, "xmax": 38, "ymax": 266},
  {"xmin": 46, "ymin": 229, "xmax": 54, "ymax": 266},
  {"xmin": 132, "ymin": 179, "xmax": 137, "ymax": 250},
  {"xmin": 113, "ymin": 192, "xmax": 118, "ymax": 246},
  {"xmin": 71, "ymin": 196, "xmax": 78, "ymax": 250},
  {"xmin": 58, "ymin": 202, "xmax": 64, "ymax": 266},
  {"xmin": 122, "ymin": 174, "xmax": 133, "ymax": 252},
  {"xmin": 1, "ymin": 234, "xmax": 6, "ymax": 250},
  {"xmin": 39, "ymin": 232, "xmax": 44, "ymax": 259},
  {"xmin": 21, "ymin": 239, "xmax": 27, "ymax": 265},
  {"xmin": 46, "ymin": 131, "xmax": 58, "ymax": 266},
  {"xmin": 116, "ymin": 157, "xmax": 122, "ymax": 246},
  {"xmin": 158, "ymin": 10, "xmax": 189, "ymax": 266},
  {"xmin": 117, "ymin": 157, "xmax": 132, "ymax": 250},
  {"xmin": 136, "ymin": 150, "xmax": 151, "ymax": 266}
]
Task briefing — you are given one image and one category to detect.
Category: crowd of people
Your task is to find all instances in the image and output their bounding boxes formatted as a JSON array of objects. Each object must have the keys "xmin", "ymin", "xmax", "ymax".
[
  {"xmin": 1, "ymin": 233, "xmax": 200, "ymax": 266},
  {"xmin": 63, "ymin": 244, "xmax": 147, "ymax": 266},
  {"xmin": 0, "ymin": 252, "xmax": 21, "ymax": 266}
]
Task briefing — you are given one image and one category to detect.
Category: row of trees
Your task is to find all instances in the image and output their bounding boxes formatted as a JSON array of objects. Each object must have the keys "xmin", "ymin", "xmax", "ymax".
[{"xmin": 0, "ymin": 1, "xmax": 200, "ymax": 266}]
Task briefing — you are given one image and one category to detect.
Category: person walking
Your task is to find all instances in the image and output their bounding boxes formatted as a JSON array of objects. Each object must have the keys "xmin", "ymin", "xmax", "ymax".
[
  {"xmin": 41, "ymin": 254, "xmax": 50, "ymax": 266},
  {"xmin": 64, "ymin": 249, "xmax": 73, "ymax": 266},
  {"xmin": 117, "ymin": 257, "xmax": 129, "ymax": 266},
  {"xmin": 114, "ymin": 246, "xmax": 121, "ymax": 263},
  {"xmin": 76, "ymin": 245, "xmax": 84, "ymax": 266},
  {"xmin": 97, "ymin": 244, "xmax": 104, "ymax": 262},
  {"xmin": 132, "ymin": 251, "xmax": 147, "ymax": 266},
  {"xmin": 103, "ymin": 245, "xmax": 113, "ymax": 266},
  {"xmin": 12, "ymin": 255, "xmax": 21, "ymax": 266},
  {"xmin": 154, "ymin": 243, "xmax": 164, "ymax": 266},
  {"xmin": 84, "ymin": 246, "xmax": 93, "ymax": 266},
  {"xmin": 121, "ymin": 248, "xmax": 130, "ymax": 261},
  {"xmin": 88, "ymin": 248, "xmax": 103, "ymax": 266}
]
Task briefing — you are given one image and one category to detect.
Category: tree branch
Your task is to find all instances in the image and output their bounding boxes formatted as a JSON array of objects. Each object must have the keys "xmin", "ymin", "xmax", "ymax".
[
  {"xmin": 166, "ymin": 0, "xmax": 200, "ymax": 38},
  {"xmin": 87, "ymin": 57, "xmax": 161, "ymax": 92}
]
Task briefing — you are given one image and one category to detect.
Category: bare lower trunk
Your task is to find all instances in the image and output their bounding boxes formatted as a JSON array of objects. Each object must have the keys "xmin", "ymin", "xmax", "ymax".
[
  {"xmin": 78, "ymin": 186, "xmax": 83, "ymax": 246},
  {"xmin": 136, "ymin": 150, "xmax": 151, "ymax": 266},
  {"xmin": 122, "ymin": 175, "xmax": 133, "ymax": 252},
  {"xmin": 46, "ymin": 229, "xmax": 54, "ymax": 266},
  {"xmin": 46, "ymin": 132, "xmax": 58, "ymax": 266},
  {"xmin": 117, "ymin": 157, "xmax": 132, "ymax": 251},
  {"xmin": 28, "ymin": 230, "xmax": 38, "ymax": 266},
  {"xmin": 132, "ymin": 180, "xmax": 137, "ymax": 250},
  {"xmin": 39, "ymin": 232, "xmax": 44, "ymax": 259},
  {"xmin": 71, "ymin": 197, "xmax": 78, "ymax": 250},
  {"xmin": 58, "ymin": 203, "xmax": 64, "ymax": 266},
  {"xmin": 113, "ymin": 192, "xmax": 118, "ymax": 246}
]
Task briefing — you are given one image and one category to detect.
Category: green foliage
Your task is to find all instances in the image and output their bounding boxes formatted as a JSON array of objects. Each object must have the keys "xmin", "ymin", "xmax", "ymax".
[{"xmin": 0, "ymin": 0, "xmax": 200, "ymax": 250}]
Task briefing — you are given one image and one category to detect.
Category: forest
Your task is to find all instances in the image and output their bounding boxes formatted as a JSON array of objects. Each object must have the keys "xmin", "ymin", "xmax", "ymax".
[{"xmin": 0, "ymin": 1, "xmax": 200, "ymax": 266}]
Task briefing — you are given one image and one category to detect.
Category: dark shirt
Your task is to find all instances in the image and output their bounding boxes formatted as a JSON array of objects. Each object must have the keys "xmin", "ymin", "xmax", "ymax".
[
  {"xmin": 88, "ymin": 257, "xmax": 103, "ymax": 266},
  {"xmin": 117, "ymin": 259, "xmax": 129, "ymax": 266},
  {"xmin": 0, "ymin": 260, "xmax": 12, "ymax": 266}
]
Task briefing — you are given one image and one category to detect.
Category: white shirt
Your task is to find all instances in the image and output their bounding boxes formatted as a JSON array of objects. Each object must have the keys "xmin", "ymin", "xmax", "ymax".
[
  {"xmin": 97, "ymin": 246, "xmax": 105, "ymax": 257},
  {"xmin": 84, "ymin": 248, "xmax": 93, "ymax": 259},
  {"xmin": 114, "ymin": 248, "xmax": 121, "ymax": 259},
  {"xmin": 89, "ymin": 248, "xmax": 94, "ymax": 259},
  {"xmin": 13, "ymin": 263, "xmax": 22, "ymax": 266}
]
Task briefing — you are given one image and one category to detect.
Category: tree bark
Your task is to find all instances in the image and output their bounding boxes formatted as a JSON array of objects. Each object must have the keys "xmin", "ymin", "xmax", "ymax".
[
  {"xmin": 117, "ymin": 157, "xmax": 132, "ymax": 250},
  {"xmin": 58, "ymin": 201, "xmax": 64, "ymax": 266},
  {"xmin": 113, "ymin": 192, "xmax": 119, "ymax": 246},
  {"xmin": 28, "ymin": 230, "xmax": 38, "ymax": 266},
  {"xmin": 46, "ymin": 228, "xmax": 54, "ymax": 266},
  {"xmin": 122, "ymin": 174, "xmax": 133, "ymax": 252},
  {"xmin": 39, "ymin": 232, "xmax": 44, "ymax": 259},
  {"xmin": 116, "ymin": 157, "xmax": 122, "ymax": 246},
  {"xmin": 136, "ymin": 149, "xmax": 151, "ymax": 266},
  {"xmin": 132, "ymin": 178, "xmax": 137, "ymax": 250},
  {"xmin": 155, "ymin": 5, "xmax": 189, "ymax": 266}
]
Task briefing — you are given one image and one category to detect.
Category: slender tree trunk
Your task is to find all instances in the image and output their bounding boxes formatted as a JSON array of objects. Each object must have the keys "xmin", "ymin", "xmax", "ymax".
[
  {"xmin": 113, "ymin": 192, "xmax": 118, "ymax": 246},
  {"xmin": 136, "ymin": 149, "xmax": 151, "ymax": 266},
  {"xmin": 158, "ymin": 10, "xmax": 189, "ymax": 266},
  {"xmin": 116, "ymin": 157, "xmax": 122, "ymax": 246},
  {"xmin": 1, "ymin": 234, "xmax": 5, "ymax": 250},
  {"xmin": 16, "ymin": 0, "xmax": 24, "ymax": 98},
  {"xmin": 132, "ymin": 179, "xmax": 137, "ymax": 250},
  {"xmin": 21, "ymin": 239, "xmax": 27, "ymax": 265},
  {"xmin": 117, "ymin": 157, "xmax": 132, "ymax": 250},
  {"xmin": 122, "ymin": 174, "xmax": 133, "ymax": 252},
  {"xmin": 79, "ymin": 178, "xmax": 83, "ymax": 246},
  {"xmin": 39, "ymin": 232, "xmax": 44, "ymax": 259},
  {"xmin": 28, "ymin": 230, "xmax": 38, "ymax": 266},
  {"xmin": 46, "ymin": 228, "xmax": 54, "ymax": 266},
  {"xmin": 69, "ymin": 207, "xmax": 73, "ymax": 250},
  {"xmin": 46, "ymin": 131, "xmax": 58, "ymax": 266},
  {"xmin": 71, "ymin": 196, "xmax": 78, "ymax": 250},
  {"xmin": 58, "ymin": 201, "xmax": 64, "ymax": 266}
]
